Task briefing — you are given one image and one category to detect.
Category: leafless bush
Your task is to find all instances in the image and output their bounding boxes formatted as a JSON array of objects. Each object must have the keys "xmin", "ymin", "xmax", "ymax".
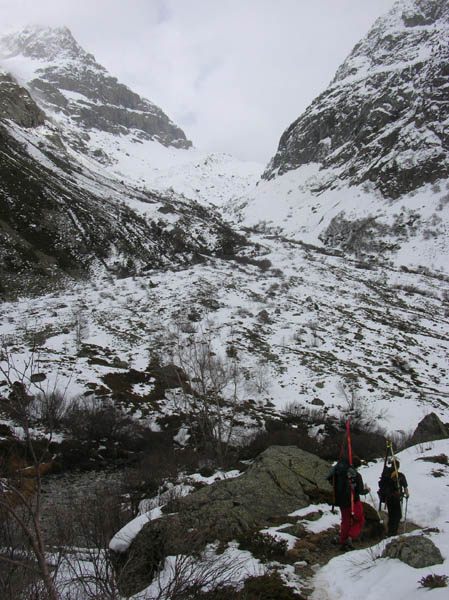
[
  {"xmin": 0, "ymin": 344, "xmax": 63, "ymax": 600},
  {"xmin": 47, "ymin": 483, "xmax": 133, "ymax": 599},
  {"xmin": 72, "ymin": 306, "xmax": 89, "ymax": 352},
  {"xmin": 283, "ymin": 401, "xmax": 327, "ymax": 425},
  {"xmin": 28, "ymin": 389, "xmax": 68, "ymax": 430},
  {"xmin": 164, "ymin": 322, "xmax": 245, "ymax": 467},
  {"xmin": 337, "ymin": 381, "xmax": 387, "ymax": 433},
  {"xmin": 244, "ymin": 360, "xmax": 271, "ymax": 395},
  {"xmin": 150, "ymin": 546, "xmax": 247, "ymax": 600},
  {"xmin": 63, "ymin": 396, "xmax": 132, "ymax": 442}
]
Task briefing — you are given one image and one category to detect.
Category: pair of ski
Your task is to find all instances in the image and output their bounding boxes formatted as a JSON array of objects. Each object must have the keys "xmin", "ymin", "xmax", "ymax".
[
  {"xmin": 338, "ymin": 419, "xmax": 355, "ymax": 516},
  {"xmin": 378, "ymin": 440, "xmax": 408, "ymax": 526}
]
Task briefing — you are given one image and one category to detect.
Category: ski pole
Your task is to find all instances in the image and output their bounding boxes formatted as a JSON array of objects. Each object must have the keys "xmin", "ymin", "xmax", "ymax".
[
  {"xmin": 369, "ymin": 489, "xmax": 383, "ymax": 524},
  {"xmin": 403, "ymin": 496, "xmax": 408, "ymax": 533}
]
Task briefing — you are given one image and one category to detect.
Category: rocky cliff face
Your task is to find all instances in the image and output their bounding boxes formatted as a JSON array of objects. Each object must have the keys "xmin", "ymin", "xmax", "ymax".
[
  {"xmin": 263, "ymin": 0, "xmax": 449, "ymax": 199},
  {"xmin": 0, "ymin": 72, "xmax": 45, "ymax": 127},
  {"xmin": 0, "ymin": 26, "xmax": 191, "ymax": 148}
]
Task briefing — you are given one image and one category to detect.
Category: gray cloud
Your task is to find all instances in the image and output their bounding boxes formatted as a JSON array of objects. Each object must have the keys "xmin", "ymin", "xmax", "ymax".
[{"xmin": 0, "ymin": 0, "xmax": 395, "ymax": 162}]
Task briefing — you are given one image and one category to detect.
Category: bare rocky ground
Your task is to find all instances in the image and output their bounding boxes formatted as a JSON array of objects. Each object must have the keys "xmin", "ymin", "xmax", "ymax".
[{"xmin": 38, "ymin": 469, "xmax": 127, "ymax": 548}]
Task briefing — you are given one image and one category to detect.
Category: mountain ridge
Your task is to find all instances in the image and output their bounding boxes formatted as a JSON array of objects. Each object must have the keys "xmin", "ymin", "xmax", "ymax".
[
  {"xmin": 263, "ymin": 0, "xmax": 449, "ymax": 199},
  {"xmin": 0, "ymin": 25, "xmax": 192, "ymax": 149}
]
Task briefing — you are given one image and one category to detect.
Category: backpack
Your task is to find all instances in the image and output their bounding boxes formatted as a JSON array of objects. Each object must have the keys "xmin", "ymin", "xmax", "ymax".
[
  {"xmin": 378, "ymin": 466, "xmax": 399, "ymax": 502},
  {"xmin": 332, "ymin": 460, "xmax": 357, "ymax": 507}
]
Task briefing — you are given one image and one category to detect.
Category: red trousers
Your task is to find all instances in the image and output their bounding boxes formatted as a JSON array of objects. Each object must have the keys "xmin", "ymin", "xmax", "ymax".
[{"xmin": 339, "ymin": 500, "xmax": 365, "ymax": 544}]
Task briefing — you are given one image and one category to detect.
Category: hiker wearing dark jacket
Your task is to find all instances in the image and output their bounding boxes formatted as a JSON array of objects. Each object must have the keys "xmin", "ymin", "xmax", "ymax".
[
  {"xmin": 327, "ymin": 455, "xmax": 370, "ymax": 550},
  {"xmin": 382, "ymin": 459, "xmax": 409, "ymax": 536}
]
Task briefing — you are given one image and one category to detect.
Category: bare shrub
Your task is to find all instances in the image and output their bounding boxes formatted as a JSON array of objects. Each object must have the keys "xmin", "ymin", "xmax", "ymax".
[
  {"xmin": 419, "ymin": 573, "xmax": 448, "ymax": 589},
  {"xmin": 63, "ymin": 396, "xmax": 132, "ymax": 442},
  {"xmin": 337, "ymin": 381, "xmax": 387, "ymax": 433},
  {"xmin": 0, "ymin": 344, "xmax": 63, "ymax": 599},
  {"xmin": 244, "ymin": 360, "xmax": 272, "ymax": 395},
  {"xmin": 28, "ymin": 389, "xmax": 68, "ymax": 430},
  {"xmin": 164, "ymin": 322, "xmax": 245, "ymax": 467},
  {"xmin": 50, "ymin": 483, "xmax": 133, "ymax": 599}
]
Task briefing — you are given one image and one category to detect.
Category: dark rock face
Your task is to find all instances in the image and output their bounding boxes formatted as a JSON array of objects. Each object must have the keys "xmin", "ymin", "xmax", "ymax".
[
  {"xmin": 410, "ymin": 413, "xmax": 449, "ymax": 445},
  {"xmin": 263, "ymin": 0, "xmax": 449, "ymax": 199},
  {"xmin": 0, "ymin": 26, "xmax": 191, "ymax": 149},
  {"xmin": 113, "ymin": 446, "xmax": 332, "ymax": 596},
  {"xmin": 0, "ymin": 73, "xmax": 45, "ymax": 127},
  {"xmin": 382, "ymin": 535, "xmax": 444, "ymax": 567}
]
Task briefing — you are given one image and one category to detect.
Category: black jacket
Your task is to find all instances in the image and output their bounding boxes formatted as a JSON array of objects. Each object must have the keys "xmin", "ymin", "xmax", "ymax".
[{"xmin": 327, "ymin": 461, "xmax": 369, "ymax": 508}]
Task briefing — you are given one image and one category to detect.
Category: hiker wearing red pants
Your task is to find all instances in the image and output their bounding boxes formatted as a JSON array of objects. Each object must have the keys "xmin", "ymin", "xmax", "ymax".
[{"xmin": 327, "ymin": 455, "xmax": 370, "ymax": 551}]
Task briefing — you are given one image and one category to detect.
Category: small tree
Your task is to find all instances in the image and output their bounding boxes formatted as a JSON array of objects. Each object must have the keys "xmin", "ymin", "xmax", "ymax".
[
  {"xmin": 63, "ymin": 395, "xmax": 132, "ymax": 442},
  {"xmin": 165, "ymin": 322, "xmax": 244, "ymax": 467},
  {"xmin": 0, "ymin": 343, "xmax": 60, "ymax": 600}
]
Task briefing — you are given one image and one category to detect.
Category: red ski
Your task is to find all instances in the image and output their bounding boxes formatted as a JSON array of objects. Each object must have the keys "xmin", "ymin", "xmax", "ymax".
[{"xmin": 346, "ymin": 419, "xmax": 355, "ymax": 516}]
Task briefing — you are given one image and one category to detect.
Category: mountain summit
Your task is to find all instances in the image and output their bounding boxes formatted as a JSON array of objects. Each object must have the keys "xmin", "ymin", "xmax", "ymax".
[
  {"xmin": 0, "ymin": 25, "xmax": 92, "ymax": 62},
  {"xmin": 263, "ymin": 0, "xmax": 449, "ymax": 199},
  {"xmin": 0, "ymin": 25, "xmax": 191, "ymax": 149}
]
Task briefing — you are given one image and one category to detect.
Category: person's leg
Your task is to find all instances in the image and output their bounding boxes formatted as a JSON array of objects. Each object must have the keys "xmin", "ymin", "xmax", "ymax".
[
  {"xmin": 387, "ymin": 498, "xmax": 402, "ymax": 535},
  {"xmin": 348, "ymin": 500, "xmax": 365, "ymax": 540},
  {"xmin": 340, "ymin": 507, "xmax": 351, "ymax": 544}
]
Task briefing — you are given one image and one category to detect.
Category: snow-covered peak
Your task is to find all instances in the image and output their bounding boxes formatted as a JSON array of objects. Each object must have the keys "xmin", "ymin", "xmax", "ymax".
[
  {"xmin": 0, "ymin": 24, "xmax": 192, "ymax": 150},
  {"xmin": 333, "ymin": 0, "xmax": 448, "ymax": 85},
  {"xmin": 0, "ymin": 25, "xmax": 96, "ymax": 64}
]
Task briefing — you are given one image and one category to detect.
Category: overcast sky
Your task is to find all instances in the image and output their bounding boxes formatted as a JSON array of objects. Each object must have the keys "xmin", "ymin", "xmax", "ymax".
[{"xmin": 0, "ymin": 0, "xmax": 396, "ymax": 163}]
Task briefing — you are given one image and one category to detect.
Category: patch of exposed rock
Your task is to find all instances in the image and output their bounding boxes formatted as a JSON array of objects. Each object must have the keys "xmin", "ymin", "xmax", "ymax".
[
  {"xmin": 112, "ymin": 446, "xmax": 332, "ymax": 596},
  {"xmin": 0, "ymin": 73, "xmax": 45, "ymax": 127}
]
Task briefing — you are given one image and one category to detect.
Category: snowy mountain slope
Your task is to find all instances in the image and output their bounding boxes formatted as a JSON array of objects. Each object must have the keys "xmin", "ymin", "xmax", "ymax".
[
  {"xmin": 0, "ymin": 7, "xmax": 448, "ymax": 433},
  {"xmin": 0, "ymin": 25, "xmax": 262, "ymax": 206},
  {"xmin": 227, "ymin": 165, "xmax": 449, "ymax": 274},
  {"xmin": 232, "ymin": 0, "xmax": 449, "ymax": 272},
  {"xmin": 0, "ymin": 102, "xmax": 250, "ymax": 298},
  {"xmin": 264, "ymin": 0, "xmax": 449, "ymax": 196},
  {"xmin": 1, "ymin": 228, "xmax": 448, "ymax": 438}
]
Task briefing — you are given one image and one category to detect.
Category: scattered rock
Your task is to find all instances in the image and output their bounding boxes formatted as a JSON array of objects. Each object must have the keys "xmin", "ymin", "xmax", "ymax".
[
  {"xmin": 30, "ymin": 373, "xmax": 46, "ymax": 383},
  {"xmin": 311, "ymin": 398, "xmax": 324, "ymax": 406},
  {"xmin": 382, "ymin": 535, "xmax": 444, "ymax": 568}
]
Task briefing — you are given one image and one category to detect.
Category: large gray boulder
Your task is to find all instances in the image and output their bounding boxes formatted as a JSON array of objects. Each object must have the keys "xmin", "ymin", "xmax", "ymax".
[
  {"xmin": 163, "ymin": 445, "xmax": 331, "ymax": 537},
  {"xmin": 382, "ymin": 535, "xmax": 444, "ymax": 568},
  {"xmin": 113, "ymin": 446, "xmax": 331, "ymax": 596},
  {"xmin": 410, "ymin": 413, "xmax": 449, "ymax": 445}
]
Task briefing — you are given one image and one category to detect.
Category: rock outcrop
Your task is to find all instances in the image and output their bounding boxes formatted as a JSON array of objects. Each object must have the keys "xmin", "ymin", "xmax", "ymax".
[
  {"xmin": 382, "ymin": 535, "xmax": 444, "ymax": 568},
  {"xmin": 112, "ymin": 446, "xmax": 332, "ymax": 596},
  {"xmin": 410, "ymin": 413, "xmax": 449, "ymax": 445},
  {"xmin": 0, "ymin": 72, "xmax": 45, "ymax": 127}
]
